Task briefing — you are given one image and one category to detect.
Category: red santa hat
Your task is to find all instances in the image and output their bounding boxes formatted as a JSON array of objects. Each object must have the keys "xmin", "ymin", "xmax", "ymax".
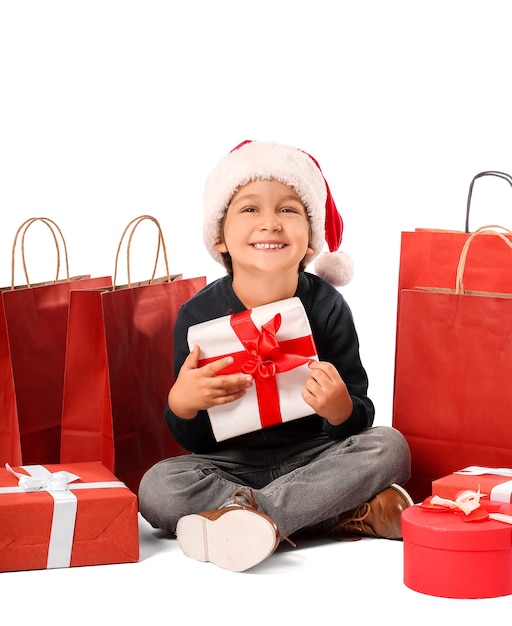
[{"xmin": 203, "ymin": 140, "xmax": 354, "ymax": 287}]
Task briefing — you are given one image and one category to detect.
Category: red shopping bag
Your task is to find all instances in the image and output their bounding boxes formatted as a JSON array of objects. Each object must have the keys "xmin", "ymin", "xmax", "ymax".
[
  {"xmin": 0, "ymin": 304, "xmax": 21, "ymax": 465},
  {"xmin": 61, "ymin": 215, "xmax": 206, "ymax": 493},
  {"xmin": 393, "ymin": 227, "xmax": 512, "ymax": 502},
  {"xmin": 0, "ymin": 218, "xmax": 111, "ymax": 466},
  {"xmin": 397, "ymin": 171, "xmax": 512, "ymax": 314}
]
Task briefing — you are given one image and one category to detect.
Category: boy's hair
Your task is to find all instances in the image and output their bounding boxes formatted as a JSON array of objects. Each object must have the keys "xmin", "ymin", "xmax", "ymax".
[{"xmin": 203, "ymin": 140, "xmax": 354, "ymax": 286}]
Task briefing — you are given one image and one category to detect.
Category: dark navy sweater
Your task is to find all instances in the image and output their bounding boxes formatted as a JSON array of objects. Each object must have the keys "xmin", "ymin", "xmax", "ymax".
[{"xmin": 165, "ymin": 272, "xmax": 374, "ymax": 453}]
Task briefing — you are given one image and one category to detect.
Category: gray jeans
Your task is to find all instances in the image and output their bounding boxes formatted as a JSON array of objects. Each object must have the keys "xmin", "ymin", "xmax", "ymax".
[{"xmin": 138, "ymin": 425, "xmax": 411, "ymax": 538}]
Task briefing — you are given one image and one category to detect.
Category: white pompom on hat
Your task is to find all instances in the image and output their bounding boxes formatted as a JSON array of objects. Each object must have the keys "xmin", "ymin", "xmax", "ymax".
[{"xmin": 203, "ymin": 140, "xmax": 354, "ymax": 286}]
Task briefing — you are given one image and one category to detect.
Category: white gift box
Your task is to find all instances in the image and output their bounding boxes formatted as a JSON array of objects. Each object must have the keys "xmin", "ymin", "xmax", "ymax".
[{"xmin": 187, "ymin": 297, "xmax": 318, "ymax": 441}]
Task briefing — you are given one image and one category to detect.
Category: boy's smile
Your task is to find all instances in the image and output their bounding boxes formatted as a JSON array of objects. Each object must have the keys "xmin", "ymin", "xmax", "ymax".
[{"xmin": 252, "ymin": 242, "xmax": 285, "ymax": 250}]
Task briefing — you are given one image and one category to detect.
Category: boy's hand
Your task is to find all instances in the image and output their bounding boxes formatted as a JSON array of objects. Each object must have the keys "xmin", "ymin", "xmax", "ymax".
[
  {"xmin": 168, "ymin": 345, "xmax": 253, "ymax": 420},
  {"xmin": 302, "ymin": 361, "xmax": 353, "ymax": 426}
]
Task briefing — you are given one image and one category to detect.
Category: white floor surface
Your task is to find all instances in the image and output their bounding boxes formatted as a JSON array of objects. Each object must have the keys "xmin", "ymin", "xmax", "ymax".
[{"xmin": 3, "ymin": 513, "xmax": 512, "ymax": 623}]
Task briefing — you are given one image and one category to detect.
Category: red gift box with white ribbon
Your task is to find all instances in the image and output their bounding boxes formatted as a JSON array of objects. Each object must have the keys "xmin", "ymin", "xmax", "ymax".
[
  {"xmin": 0, "ymin": 461, "xmax": 139, "ymax": 573},
  {"xmin": 187, "ymin": 297, "xmax": 318, "ymax": 442},
  {"xmin": 432, "ymin": 466, "xmax": 512, "ymax": 503}
]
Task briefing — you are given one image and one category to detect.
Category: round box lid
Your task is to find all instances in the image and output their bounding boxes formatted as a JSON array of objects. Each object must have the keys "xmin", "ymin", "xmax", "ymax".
[{"xmin": 402, "ymin": 503, "xmax": 512, "ymax": 551}]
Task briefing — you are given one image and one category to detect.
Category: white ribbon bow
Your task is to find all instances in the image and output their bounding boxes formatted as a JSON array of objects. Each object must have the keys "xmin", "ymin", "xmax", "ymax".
[
  {"xmin": 430, "ymin": 489, "xmax": 483, "ymax": 515},
  {"xmin": 6, "ymin": 463, "xmax": 80, "ymax": 492},
  {"xmin": 429, "ymin": 488, "xmax": 512, "ymax": 525}
]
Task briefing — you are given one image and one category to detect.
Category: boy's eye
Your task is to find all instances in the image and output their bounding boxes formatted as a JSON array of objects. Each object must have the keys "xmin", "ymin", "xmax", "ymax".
[
  {"xmin": 280, "ymin": 206, "xmax": 303, "ymax": 214},
  {"xmin": 238, "ymin": 204, "xmax": 305, "ymax": 215}
]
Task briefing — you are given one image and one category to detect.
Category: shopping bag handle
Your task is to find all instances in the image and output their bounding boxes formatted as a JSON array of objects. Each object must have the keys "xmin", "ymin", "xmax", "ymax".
[
  {"xmin": 456, "ymin": 224, "xmax": 512, "ymax": 293},
  {"xmin": 465, "ymin": 171, "xmax": 512, "ymax": 233},
  {"xmin": 113, "ymin": 214, "xmax": 171, "ymax": 289},
  {"xmin": 11, "ymin": 217, "xmax": 70, "ymax": 289}
]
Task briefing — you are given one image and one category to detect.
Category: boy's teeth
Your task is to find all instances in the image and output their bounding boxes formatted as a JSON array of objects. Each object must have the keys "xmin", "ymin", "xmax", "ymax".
[{"xmin": 253, "ymin": 243, "xmax": 284, "ymax": 249}]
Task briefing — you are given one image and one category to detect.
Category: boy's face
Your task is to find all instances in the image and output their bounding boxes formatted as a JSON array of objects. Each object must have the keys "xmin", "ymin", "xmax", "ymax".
[{"xmin": 214, "ymin": 179, "xmax": 314, "ymax": 278}]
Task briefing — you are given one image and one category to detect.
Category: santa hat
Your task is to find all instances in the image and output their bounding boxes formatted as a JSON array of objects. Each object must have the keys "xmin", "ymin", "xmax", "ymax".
[{"xmin": 203, "ymin": 140, "xmax": 354, "ymax": 286}]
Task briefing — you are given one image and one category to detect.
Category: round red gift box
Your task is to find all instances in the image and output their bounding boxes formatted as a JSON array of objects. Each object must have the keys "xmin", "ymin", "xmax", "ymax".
[{"xmin": 402, "ymin": 504, "xmax": 512, "ymax": 599}]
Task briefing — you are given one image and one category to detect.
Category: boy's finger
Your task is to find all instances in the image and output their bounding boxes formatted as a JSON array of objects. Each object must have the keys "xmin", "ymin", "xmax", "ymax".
[
  {"xmin": 205, "ymin": 355, "xmax": 236, "ymax": 375},
  {"xmin": 214, "ymin": 372, "xmax": 253, "ymax": 393},
  {"xmin": 182, "ymin": 345, "xmax": 201, "ymax": 369}
]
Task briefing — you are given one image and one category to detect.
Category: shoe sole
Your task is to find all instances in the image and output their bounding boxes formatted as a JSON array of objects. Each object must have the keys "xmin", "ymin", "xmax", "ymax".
[
  {"xmin": 176, "ymin": 509, "xmax": 278, "ymax": 572},
  {"xmin": 390, "ymin": 483, "xmax": 415, "ymax": 506}
]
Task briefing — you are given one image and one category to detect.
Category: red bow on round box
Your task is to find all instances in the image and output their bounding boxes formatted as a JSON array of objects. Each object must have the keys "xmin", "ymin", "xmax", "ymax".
[{"xmin": 421, "ymin": 488, "xmax": 512, "ymax": 524}]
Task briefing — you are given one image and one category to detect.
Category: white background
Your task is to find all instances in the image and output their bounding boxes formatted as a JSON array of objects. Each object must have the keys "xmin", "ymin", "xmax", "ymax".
[
  {"xmin": 2, "ymin": 1, "xmax": 512, "ymax": 617},
  {"xmin": 2, "ymin": 1, "xmax": 512, "ymax": 426}
]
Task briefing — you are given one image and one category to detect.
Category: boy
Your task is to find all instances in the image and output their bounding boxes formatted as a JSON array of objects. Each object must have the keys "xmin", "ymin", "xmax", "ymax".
[{"xmin": 138, "ymin": 140, "xmax": 412, "ymax": 572}]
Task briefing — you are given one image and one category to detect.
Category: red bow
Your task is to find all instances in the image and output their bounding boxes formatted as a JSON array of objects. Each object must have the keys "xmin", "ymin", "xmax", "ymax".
[
  {"xmin": 421, "ymin": 490, "xmax": 512, "ymax": 525},
  {"xmin": 229, "ymin": 311, "xmax": 314, "ymax": 427},
  {"xmin": 231, "ymin": 312, "xmax": 313, "ymax": 380},
  {"xmin": 199, "ymin": 310, "xmax": 316, "ymax": 429}
]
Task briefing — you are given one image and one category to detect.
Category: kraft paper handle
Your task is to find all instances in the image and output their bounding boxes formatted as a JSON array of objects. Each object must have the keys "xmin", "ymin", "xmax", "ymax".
[
  {"xmin": 113, "ymin": 214, "xmax": 171, "ymax": 289},
  {"xmin": 11, "ymin": 217, "xmax": 70, "ymax": 289},
  {"xmin": 465, "ymin": 171, "xmax": 512, "ymax": 233},
  {"xmin": 456, "ymin": 225, "xmax": 512, "ymax": 294}
]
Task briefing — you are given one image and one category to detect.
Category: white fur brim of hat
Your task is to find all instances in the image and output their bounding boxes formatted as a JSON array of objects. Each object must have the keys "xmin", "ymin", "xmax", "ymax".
[{"xmin": 203, "ymin": 141, "xmax": 327, "ymax": 267}]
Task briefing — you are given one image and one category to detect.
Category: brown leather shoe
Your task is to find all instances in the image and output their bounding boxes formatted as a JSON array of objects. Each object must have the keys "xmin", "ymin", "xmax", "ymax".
[
  {"xmin": 176, "ymin": 489, "xmax": 295, "ymax": 572},
  {"xmin": 328, "ymin": 483, "xmax": 414, "ymax": 541}
]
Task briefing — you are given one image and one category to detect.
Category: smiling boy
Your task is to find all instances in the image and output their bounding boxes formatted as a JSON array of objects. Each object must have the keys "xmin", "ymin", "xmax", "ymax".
[{"xmin": 138, "ymin": 140, "xmax": 412, "ymax": 572}]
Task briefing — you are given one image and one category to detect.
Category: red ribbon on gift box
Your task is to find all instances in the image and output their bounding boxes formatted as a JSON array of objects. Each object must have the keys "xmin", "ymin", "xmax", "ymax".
[{"xmin": 198, "ymin": 310, "xmax": 316, "ymax": 428}]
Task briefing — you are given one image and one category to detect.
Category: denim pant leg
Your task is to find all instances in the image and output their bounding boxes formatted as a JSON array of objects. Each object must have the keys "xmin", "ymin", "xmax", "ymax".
[
  {"xmin": 258, "ymin": 425, "xmax": 411, "ymax": 537},
  {"xmin": 138, "ymin": 425, "xmax": 411, "ymax": 537},
  {"xmin": 138, "ymin": 428, "xmax": 321, "ymax": 532},
  {"xmin": 138, "ymin": 453, "xmax": 252, "ymax": 533}
]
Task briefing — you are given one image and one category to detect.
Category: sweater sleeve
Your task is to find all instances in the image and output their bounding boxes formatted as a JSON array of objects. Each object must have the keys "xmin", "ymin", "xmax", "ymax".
[
  {"xmin": 303, "ymin": 276, "xmax": 375, "ymax": 439},
  {"xmin": 165, "ymin": 274, "xmax": 375, "ymax": 451},
  {"xmin": 164, "ymin": 278, "xmax": 240, "ymax": 453},
  {"xmin": 164, "ymin": 303, "xmax": 220, "ymax": 452}
]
